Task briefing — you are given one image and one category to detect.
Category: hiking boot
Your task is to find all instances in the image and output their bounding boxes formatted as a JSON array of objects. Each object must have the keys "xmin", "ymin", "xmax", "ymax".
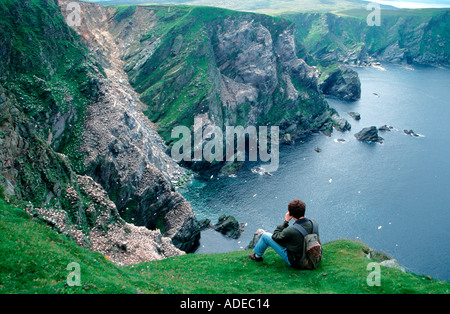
[{"xmin": 248, "ymin": 253, "xmax": 263, "ymax": 262}]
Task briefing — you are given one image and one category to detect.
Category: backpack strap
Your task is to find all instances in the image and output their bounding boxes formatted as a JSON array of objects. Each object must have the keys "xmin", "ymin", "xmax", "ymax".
[
  {"xmin": 293, "ymin": 223, "xmax": 308, "ymax": 237},
  {"xmin": 293, "ymin": 219, "xmax": 318, "ymax": 236},
  {"xmin": 310, "ymin": 219, "xmax": 318, "ymax": 234}
]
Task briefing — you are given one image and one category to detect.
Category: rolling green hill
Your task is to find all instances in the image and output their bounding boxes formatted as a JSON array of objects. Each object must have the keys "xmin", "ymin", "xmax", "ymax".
[
  {"xmin": 1, "ymin": 199, "xmax": 448, "ymax": 294},
  {"xmin": 90, "ymin": 0, "xmax": 381, "ymax": 15}
]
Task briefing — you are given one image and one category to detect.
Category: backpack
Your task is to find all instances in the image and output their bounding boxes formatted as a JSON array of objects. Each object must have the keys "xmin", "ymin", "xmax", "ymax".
[{"xmin": 292, "ymin": 219, "xmax": 322, "ymax": 270}]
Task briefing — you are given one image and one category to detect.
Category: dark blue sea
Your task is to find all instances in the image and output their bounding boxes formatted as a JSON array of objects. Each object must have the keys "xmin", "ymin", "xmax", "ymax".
[{"xmin": 180, "ymin": 63, "xmax": 450, "ymax": 281}]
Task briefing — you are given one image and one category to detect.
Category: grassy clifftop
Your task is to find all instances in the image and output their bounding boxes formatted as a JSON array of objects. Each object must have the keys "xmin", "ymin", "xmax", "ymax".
[{"xmin": 1, "ymin": 198, "xmax": 448, "ymax": 294}]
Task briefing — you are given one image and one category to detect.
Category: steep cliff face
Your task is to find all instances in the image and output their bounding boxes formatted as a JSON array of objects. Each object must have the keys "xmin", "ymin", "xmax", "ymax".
[
  {"xmin": 286, "ymin": 10, "xmax": 450, "ymax": 67},
  {"xmin": 0, "ymin": 83, "xmax": 79, "ymax": 213},
  {"xmin": 110, "ymin": 5, "xmax": 345, "ymax": 166},
  {"xmin": 0, "ymin": 0, "xmax": 104, "ymax": 206},
  {"xmin": 58, "ymin": 0, "xmax": 200, "ymax": 252},
  {"xmin": 283, "ymin": 10, "xmax": 449, "ymax": 100},
  {"xmin": 0, "ymin": 83, "xmax": 184, "ymax": 265},
  {"xmin": 213, "ymin": 17, "xmax": 324, "ymax": 127},
  {"xmin": 0, "ymin": 0, "xmax": 104, "ymax": 173},
  {"xmin": 0, "ymin": 0, "xmax": 199, "ymax": 261}
]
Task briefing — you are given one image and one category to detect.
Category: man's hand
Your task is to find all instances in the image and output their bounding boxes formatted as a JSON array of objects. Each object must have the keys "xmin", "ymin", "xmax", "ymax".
[{"xmin": 285, "ymin": 212, "xmax": 293, "ymax": 223}]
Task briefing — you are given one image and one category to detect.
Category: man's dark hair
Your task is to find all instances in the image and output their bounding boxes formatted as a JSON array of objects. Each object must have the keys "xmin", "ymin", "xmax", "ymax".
[{"xmin": 288, "ymin": 200, "xmax": 306, "ymax": 219}]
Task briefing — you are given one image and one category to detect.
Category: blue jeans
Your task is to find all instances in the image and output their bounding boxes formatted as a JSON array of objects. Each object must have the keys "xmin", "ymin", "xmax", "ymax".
[{"xmin": 253, "ymin": 232, "xmax": 291, "ymax": 266}]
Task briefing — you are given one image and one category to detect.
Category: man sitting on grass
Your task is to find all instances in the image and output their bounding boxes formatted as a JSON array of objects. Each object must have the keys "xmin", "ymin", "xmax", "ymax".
[{"xmin": 248, "ymin": 199, "xmax": 320, "ymax": 269}]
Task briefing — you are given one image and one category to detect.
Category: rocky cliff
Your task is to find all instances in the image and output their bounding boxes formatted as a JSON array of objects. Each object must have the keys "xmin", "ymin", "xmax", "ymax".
[
  {"xmin": 108, "ymin": 5, "xmax": 350, "ymax": 172},
  {"xmin": 318, "ymin": 64, "xmax": 361, "ymax": 101},
  {"xmin": 0, "ymin": 83, "xmax": 184, "ymax": 266},
  {"xmin": 58, "ymin": 0, "xmax": 200, "ymax": 252},
  {"xmin": 286, "ymin": 10, "xmax": 450, "ymax": 68},
  {"xmin": 0, "ymin": 0, "xmax": 199, "ymax": 264},
  {"xmin": 281, "ymin": 10, "xmax": 449, "ymax": 100}
]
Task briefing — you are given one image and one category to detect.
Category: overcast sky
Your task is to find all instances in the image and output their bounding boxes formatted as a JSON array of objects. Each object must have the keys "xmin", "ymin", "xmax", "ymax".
[{"xmin": 368, "ymin": 0, "xmax": 450, "ymax": 8}]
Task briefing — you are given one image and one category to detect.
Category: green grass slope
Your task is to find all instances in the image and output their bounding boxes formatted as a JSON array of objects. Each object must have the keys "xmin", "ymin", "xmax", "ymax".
[{"xmin": 1, "ymin": 199, "xmax": 448, "ymax": 294}]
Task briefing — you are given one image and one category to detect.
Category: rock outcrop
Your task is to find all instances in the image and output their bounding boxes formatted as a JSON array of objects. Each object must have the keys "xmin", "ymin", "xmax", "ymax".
[
  {"xmin": 247, "ymin": 229, "xmax": 265, "ymax": 249},
  {"xmin": 27, "ymin": 174, "xmax": 185, "ymax": 266},
  {"xmin": 77, "ymin": 175, "xmax": 185, "ymax": 266},
  {"xmin": 212, "ymin": 214, "xmax": 244, "ymax": 239},
  {"xmin": 348, "ymin": 112, "xmax": 361, "ymax": 121},
  {"xmin": 354, "ymin": 126, "xmax": 384, "ymax": 144},
  {"xmin": 404, "ymin": 129, "xmax": 420, "ymax": 137},
  {"xmin": 379, "ymin": 125, "xmax": 393, "ymax": 132},
  {"xmin": 331, "ymin": 113, "xmax": 351, "ymax": 132},
  {"xmin": 319, "ymin": 65, "xmax": 361, "ymax": 101}
]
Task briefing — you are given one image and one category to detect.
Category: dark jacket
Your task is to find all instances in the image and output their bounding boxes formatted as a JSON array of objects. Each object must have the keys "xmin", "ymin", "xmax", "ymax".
[{"xmin": 272, "ymin": 218, "xmax": 318, "ymax": 268}]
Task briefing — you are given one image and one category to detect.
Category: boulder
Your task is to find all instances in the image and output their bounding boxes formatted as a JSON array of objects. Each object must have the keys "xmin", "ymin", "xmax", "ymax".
[
  {"xmin": 281, "ymin": 133, "xmax": 295, "ymax": 145},
  {"xmin": 197, "ymin": 218, "xmax": 212, "ymax": 231},
  {"xmin": 331, "ymin": 113, "xmax": 351, "ymax": 132},
  {"xmin": 379, "ymin": 125, "xmax": 393, "ymax": 131},
  {"xmin": 404, "ymin": 129, "xmax": 419, "ymax": 137},
  {"xmin": 348, "ymin": 112, "xmax": 361, "ymax": 121},
  {"xmin": 246, "ymin": 229, "xmax": 266, "ymax": 249},
  {"xmin": 354, "ymin": 126, "xmax": 384, "ymax": 143},
  {"xmin": 380, "ymin": 259, "xmax": 406, "ymax": 272},
  {"xmin": 212, "ymin": 214, "xmax": 244, "ymax": 239}
]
